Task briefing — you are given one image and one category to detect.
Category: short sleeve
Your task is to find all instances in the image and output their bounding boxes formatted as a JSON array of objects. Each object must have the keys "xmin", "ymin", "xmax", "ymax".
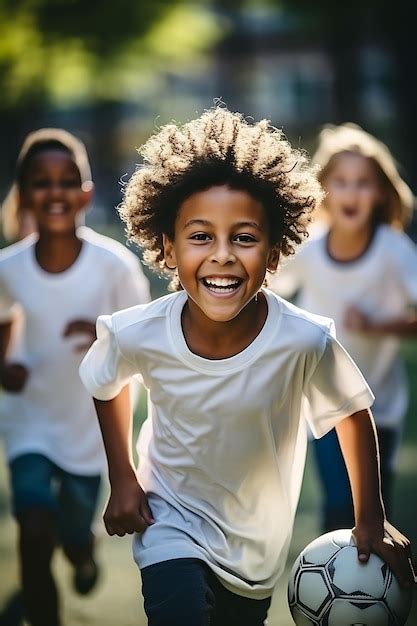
[
  {"xmin": 112, "ymin": 259, "xmax": 151, "ymax": 311},
  {"xmin": 391, "ymin": 233, "xmax": 417, "ymax": 303},
  {"xmin": 302, "ymin": 333, "xmax": 375, "ymax": 438},
  {"xmin": 79, "ymin": 314, "xmax": 139, "ymax": 400}
]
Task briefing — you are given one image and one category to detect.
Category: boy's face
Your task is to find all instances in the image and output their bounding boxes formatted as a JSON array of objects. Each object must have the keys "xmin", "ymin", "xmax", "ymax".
[
  {"xmin": 163, "ymin": 185, "xmax": 279, "ymax": 323},
  {"xmin": 323, "ymin": 153, "xmax": 385, "ymax": 233},
  {"xmin": 20, "ymin": 150, "xmax": 92, "ymax": 236}
]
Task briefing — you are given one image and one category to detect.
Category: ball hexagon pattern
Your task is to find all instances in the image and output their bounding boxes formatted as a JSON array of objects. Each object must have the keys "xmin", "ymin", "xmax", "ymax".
[{"xmin": 288, "ymin": 529, "xmax": 412, "ymax": 625}]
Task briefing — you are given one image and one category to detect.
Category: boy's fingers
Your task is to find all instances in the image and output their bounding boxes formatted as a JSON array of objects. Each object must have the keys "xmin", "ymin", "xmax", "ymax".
[
  {"xmin": 127, "ymin": 509, "xmax": 151, "ymax": 533},
  {"xmin": 105, "ymin": 515, "xmax": 147, "ymax": 536},
  {"xmin": 104, "ymin": 521, "xmax": 124, "ymax": 537},
  {"xmin": 384, "ymin": 521, "xmax": 410, "ymax": 549},
  {"xmin": 139, "ymin": 499, "xmax": 155, "ymax": 525},
  {"xmin": 378, "ymin": 542, "xmax": 413, "ymax": 589},
  {"xmin": 74, "ymin": 341, "xmax": 94, "ymax": 352},
  {"xmin": 355, "ymin": 538, "xmax": 371, "ymax": 562},
  {"xmin": 104, "ymin": 512, "xmax": 149, "ymax": 537},
  {"xmin": 63, "ymin": 320, "xmax": 96, "ymax": 339}
]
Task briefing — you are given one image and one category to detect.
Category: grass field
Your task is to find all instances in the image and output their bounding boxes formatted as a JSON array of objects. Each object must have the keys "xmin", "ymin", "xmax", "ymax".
[{"xmin": 0, "ymin": 345, "xmax": 416, "ymax": 625}]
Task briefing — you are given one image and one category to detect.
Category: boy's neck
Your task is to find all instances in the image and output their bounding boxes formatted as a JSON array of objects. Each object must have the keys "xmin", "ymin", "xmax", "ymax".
[
  {"xmin": 181, "ymin": 291, "xmax": 268, "ymax": 360},
  {"xmin": 35, "ymin": 230, "xmax": 83, "ymax": 273},
  {"xmin": 327, "ymin": 224, "xmax": 374, "ymax": 262}
]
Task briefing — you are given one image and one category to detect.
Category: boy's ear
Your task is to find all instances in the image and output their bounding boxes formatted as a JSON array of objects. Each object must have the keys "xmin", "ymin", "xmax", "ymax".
[
  {"xmin": 162, "ymin": 233, "xmax": 177, "ymax": 269},
  {"xmin": 267, "ymin": 246, "xmax": 280, "ymax": 272},
  {"xmin": 80, "ymin": 181, "xmax": 94, "ymax": 209}
]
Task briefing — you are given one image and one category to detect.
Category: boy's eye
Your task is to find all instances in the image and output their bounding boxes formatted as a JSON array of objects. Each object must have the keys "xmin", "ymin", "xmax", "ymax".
[
  {"xmin": 31, "ymin": 179, "xmax": 50, "ymax": 189},
  {"xmin": 31, "ymin": 179, "xmax": 80, "ymax": 190},
  {"xmin": 357, "ymin": 179, "xmax": 373, "ymax": 190},
  {"xmin": 61, "ymin": 179, "xmax": 80, "ymax": 189},
  {"xmin": 331, "ymin": 178, "xmax": 345, "ymax": 187},
  {"xmin": 190, "ymin": 233, "xmax": 211, "ymax": 241},
  {"xmin": 234, "ymin": 234, "xmax": 256, "ymax": 243}
]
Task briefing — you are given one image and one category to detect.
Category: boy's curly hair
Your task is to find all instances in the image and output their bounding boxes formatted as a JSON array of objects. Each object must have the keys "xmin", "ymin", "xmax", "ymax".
[{"xmin": 119, "ymin": 107, "xmax": 323, "ymax": 289}]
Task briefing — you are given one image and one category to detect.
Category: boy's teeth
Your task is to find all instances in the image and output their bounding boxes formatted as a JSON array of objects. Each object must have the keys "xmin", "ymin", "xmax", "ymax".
[
  {"xmin": 205, "ymin": 277, "xmax": 239, "ymax": 287},
  {"xmin": 48, "ymin": 204, "xmax": 65, "ymax": 215}
]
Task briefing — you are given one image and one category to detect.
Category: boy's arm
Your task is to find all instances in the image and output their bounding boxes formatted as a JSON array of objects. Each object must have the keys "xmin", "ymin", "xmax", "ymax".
[
  {"xmin": 94, "ymin": 385, "xmax": 154, "ymax": 536},
  {"xmin": 0, "ymin": 319, "xmax": 28, "ymax": 391},
  {"xmin": 344, "ymin": 305, "xmax": 417, "ymax": 337},
  {"xmin": 336, "ymin": 409, "xmax": 415, "ymax": 588}
]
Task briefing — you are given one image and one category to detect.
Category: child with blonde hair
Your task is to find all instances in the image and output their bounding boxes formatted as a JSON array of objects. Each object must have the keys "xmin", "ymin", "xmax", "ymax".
[
  {"xmin": 80, "ymin": 109, "xmax": 414, "ymax": 626},
  {"xmin": 0, "ymin": 128, "xmax": 150, "ymax": 626},
  {"xmin": 272, "ymin": 123, "xmax": 417, "ymax": 531}
]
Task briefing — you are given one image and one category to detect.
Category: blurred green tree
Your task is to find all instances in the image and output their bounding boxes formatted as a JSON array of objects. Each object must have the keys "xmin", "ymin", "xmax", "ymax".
[{"xmin": 0, "ymin": 0, "xmax": 220, "ymax": 106}]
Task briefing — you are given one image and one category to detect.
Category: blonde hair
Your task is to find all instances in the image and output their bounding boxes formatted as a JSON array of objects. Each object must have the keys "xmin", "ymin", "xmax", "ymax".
[
  {"xmin": 120, "ymin": 107, "xmax": 323, "ymax": 289},
  {"xmin": 313, "ymin": 123, "xmax": 414, "ymax": 229},
  {"xmin": 1, "ymin": 128, "xmax": 91, "ymax": 242}
]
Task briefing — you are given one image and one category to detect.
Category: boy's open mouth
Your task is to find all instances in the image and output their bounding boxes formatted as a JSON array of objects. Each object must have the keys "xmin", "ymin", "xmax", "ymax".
[
  {"xmin": 44, "ymin": 203, "xmax": 68, "ymax": 216},
  {"xmin": 201, "ymin": 276, "xmax": 243, "ymax": 294},
  {"xmin": 342, "ymin": 206, "xmax": 359, "ymax": 218}
]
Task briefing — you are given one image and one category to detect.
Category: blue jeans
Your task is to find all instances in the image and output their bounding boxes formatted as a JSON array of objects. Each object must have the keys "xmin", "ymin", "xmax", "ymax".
[
  {"xmin": 9, "ymin": 452, "xmax": 101, "ymax": 547},
  {"xmin": 141, "ymin": 558, "xmax": 271, "ymax": 626},
  {"xmin": 9, "ymin": 453, "xmax": 101, "ymax": 626},
  {"xmin": 313, "ymin": 426, "xmax": 401, "ymax": 532}
]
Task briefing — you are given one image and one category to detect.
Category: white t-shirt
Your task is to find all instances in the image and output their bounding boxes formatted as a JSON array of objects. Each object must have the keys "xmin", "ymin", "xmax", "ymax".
[
  {"xmin": 0, "ymin": 227, "xmax": 150, "ymax": 475},
  {"xmin": 271, "ymin": 225, "xmax": 417, "ymax": 428},
  {"xmin": 80, "ymin": 289, "xmax": 373, "ymax": 599}
]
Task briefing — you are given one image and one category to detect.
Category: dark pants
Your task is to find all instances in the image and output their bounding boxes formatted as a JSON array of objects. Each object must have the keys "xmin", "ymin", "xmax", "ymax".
[
  {"xmin": 141, "ymin": 558, "xmax": 271, "ymax": 626},
  {"xmin": 313, "ymin": 426, "xmax": 401, "ymax": 532},
  {"xmin": 9, "ymin": 454, "xmax": 101, "ymax": 626}
]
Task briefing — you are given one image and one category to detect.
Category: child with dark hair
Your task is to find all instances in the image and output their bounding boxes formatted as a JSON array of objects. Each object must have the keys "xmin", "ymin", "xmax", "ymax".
[
  {"xmin": 0, "ymin": 128, "xmax": 150, "ymax": 626},
  {"xmin": 80, "ymin": 109, "xmax": 415, "ymax": 626}
]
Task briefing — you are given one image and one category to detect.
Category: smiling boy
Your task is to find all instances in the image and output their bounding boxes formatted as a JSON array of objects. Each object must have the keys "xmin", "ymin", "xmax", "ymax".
[
  {"xmin": 0, "ymin": 129, "xmax": 150, "ymax": 626},
  {"xmin": 80, "ymin": 108, "xmax": 415, "ymax": 626}
]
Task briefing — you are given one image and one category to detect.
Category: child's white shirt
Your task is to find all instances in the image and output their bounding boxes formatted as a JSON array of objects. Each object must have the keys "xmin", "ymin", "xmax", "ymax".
[
  {"xmin": 271, "ymin": 225, "xmax": 417, "ymax": 428},
  {"xmin": 80, "ymin": 289, "xmax": 373, "ymax": 599},
  {"xmin": 0, "ymin": 226, "xmax": 150, "ymax": 475}
]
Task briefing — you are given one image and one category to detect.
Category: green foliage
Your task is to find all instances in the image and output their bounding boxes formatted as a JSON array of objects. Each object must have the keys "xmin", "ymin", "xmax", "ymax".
[
  {"xmin": 2, "ymin": 0, "xmax": 168, "ymax": 56},
  {"xmin": 0, "ymin": 1, "xmax": 222, "ymax": 107}
]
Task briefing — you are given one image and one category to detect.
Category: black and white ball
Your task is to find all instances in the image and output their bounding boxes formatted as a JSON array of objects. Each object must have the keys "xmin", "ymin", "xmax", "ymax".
[{"xmin": 288, "ymin": 529, "xmax": 412, "ymax": 625}]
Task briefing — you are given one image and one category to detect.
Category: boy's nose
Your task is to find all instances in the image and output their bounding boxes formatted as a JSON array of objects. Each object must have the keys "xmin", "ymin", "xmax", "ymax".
[
  {"xmin": 47, "ymin": 182, "xmax": 67, "ymax": 198},
  {"xmin": 340, "ymin": 185, "xmax": 358, "ymax": 204},
  {"xmin": 210, "ymin": 241, "xmax": 236, "ymax": 265}
]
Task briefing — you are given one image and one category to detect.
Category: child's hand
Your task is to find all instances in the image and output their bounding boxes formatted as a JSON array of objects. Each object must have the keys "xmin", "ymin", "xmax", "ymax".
[
  {"xmin": 344, "ymin": 306, "xmax": 370, "ymax": 332},
  {"xmin": 63, "ymin": 319, "xmax": 97, "ymax": 352},
  {"xmin": 353, "ymin": 520, "xmax": 416, "ymax": 589},
  {"xmin": 104, "ymin": 476, "xmax": 155, "ymax": 537},
  {"xmin": 0, "ymin": 362, "xmax": 29, "ymax": 392}
]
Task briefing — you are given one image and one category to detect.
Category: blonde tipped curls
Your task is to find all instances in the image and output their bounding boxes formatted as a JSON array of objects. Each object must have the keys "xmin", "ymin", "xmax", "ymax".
[{"xmin": 119, "ymin": 107, "xmax": 324, "ymax": 289}]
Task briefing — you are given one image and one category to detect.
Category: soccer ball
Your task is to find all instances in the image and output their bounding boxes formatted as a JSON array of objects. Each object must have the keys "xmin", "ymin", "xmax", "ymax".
[{"xmin": 288, "ymin": 529, "xmax": 412, "ymax": 625}]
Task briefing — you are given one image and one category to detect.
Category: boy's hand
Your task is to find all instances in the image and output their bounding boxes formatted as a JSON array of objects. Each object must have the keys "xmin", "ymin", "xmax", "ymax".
[
  {"xmin": 63, "ymin": 319, "xmax": 97, "ymax": 352},
  {"xmin": 104, "ymin": 476, "xmax": 154, "ymax": 537},
  {"xmin": 0, "ymin": 362, "xmax": 29, "ymax": 392},
  {"xmin": 344, "ymin": 306, "xmax": 370, "ymax": 332},
  {"xmin": 353, "ymin": 520, "xmax": 416, "ymax": 589}
]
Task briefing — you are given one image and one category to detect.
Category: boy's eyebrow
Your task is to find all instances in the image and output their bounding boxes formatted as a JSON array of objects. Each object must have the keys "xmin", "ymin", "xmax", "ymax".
[
  {"xmin": 235, "ymin": 221, "xmax": 262, "ymax": 231},
  {"xmin": 183, "ymin": 219, "xmax": 211, "ymax": 229},
  {"xmin": 183, "ymin": 219, "xmax": 262, "ymax": 230}
]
